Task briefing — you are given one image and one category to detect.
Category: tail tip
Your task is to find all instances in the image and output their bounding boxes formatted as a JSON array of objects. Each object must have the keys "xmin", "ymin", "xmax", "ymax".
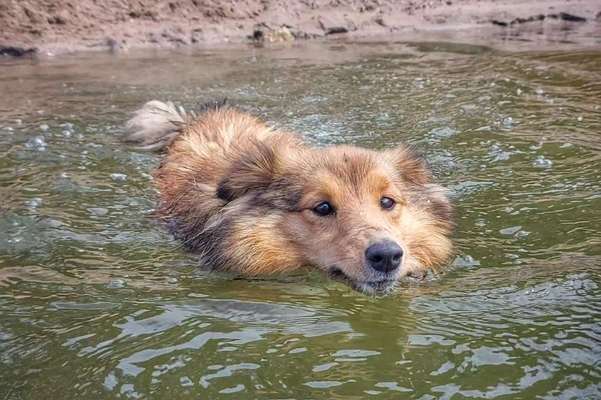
[{"xmin": 124, "ymin": 100, "xmax": 186, "ymax": 151}]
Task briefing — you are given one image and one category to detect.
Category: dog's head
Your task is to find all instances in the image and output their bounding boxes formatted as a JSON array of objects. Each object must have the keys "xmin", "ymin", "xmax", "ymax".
[{"xmin": 217, "ymin": 139, "xmax": 453, "ymax": 294}]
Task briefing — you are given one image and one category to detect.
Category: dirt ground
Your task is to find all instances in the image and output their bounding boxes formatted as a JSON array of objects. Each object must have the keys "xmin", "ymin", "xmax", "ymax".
[{"xmin": 1, "ymin": 0, "xmax": 600, "ymax": 56}]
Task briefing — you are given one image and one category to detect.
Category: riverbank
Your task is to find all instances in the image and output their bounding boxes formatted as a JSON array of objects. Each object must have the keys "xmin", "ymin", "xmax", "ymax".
[{"xmin": 1, "ymin": 0, "xmax": 600, "ymax": 56}]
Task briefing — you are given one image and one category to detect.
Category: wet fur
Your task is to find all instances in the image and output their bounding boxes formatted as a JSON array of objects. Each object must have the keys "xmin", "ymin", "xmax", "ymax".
[{"xmin": 125, "ymin": 100, "xmax": 454, "ymax": 294}]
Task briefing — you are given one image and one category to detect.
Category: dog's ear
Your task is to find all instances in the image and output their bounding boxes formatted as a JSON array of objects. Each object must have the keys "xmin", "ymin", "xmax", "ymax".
[
  {"xmin": 216, "ymin": 141, "xmax": 280, "ymax": 202},
  {"xmin": 384, "ymin": 145, "xmax": 432, "ymax": 186}
]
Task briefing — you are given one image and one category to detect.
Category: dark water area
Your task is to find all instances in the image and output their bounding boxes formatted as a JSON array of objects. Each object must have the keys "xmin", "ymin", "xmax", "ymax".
[{"xmin": 1, "ymin": 40, "xmax": 600, "ymax": 399}]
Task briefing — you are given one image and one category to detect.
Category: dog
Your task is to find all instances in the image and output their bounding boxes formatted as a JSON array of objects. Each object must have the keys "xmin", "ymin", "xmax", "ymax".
[{"xmin": 124, "ymin": 100, "xmax": 453, "ymax": 294}]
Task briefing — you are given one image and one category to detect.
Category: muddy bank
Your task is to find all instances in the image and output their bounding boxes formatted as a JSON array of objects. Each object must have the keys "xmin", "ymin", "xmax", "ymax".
[{"xmin": 1, "ymin": 0, "xmax": 600, "ymax": 56}]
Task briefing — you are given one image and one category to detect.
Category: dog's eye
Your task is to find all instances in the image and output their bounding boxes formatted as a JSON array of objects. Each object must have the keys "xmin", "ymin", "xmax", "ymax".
[
  {"xmin": 313, "ymin": 201, "xmax": 335, "ymax": 216},
  {"xmin": 380, "ymin": 197, "xmax": 396, "ymax": 210}
]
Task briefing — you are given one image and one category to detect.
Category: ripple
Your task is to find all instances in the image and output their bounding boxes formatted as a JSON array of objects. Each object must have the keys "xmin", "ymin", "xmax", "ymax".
[
  {"xmin": 1, "ymin": 40, "xmax": 600, "ymax": 400},
  {"xmin": 305, "ymin": 380, "xmax": 345, "ymax": 389}
]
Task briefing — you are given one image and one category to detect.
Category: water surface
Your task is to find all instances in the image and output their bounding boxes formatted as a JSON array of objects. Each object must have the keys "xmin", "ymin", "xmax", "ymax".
[{"xmin": 1, "ymin": 40, "xmax": 600, "ymax": 399}]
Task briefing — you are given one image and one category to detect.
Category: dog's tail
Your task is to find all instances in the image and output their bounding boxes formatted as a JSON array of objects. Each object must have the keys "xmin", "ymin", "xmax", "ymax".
[{"xmin": 124, "ymin": 100, "xmax": 194, "ymax": 151}]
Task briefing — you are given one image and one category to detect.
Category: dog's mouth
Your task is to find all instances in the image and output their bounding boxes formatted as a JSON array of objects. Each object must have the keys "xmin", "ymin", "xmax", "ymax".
[{"xmin": 328, "ymin": 267, "xmax": 398, "ymax": 295}]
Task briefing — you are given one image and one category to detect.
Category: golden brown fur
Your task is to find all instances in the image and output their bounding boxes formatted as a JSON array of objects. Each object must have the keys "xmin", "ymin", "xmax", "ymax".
[{"xmin": 125, "ymin": 100, "xmax": 453, "ymax": 294}]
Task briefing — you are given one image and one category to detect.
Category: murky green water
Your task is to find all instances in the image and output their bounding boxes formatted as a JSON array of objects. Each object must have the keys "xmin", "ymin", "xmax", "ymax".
[{"xmin": 1, "ymin": 40, "xmax": 600, "ymax": 399}]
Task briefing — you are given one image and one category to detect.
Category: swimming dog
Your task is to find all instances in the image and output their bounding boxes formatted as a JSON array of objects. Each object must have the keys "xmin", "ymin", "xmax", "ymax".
[{"xmin": 125, "ymin": 101, "xmax": 453, "ymax": 294}]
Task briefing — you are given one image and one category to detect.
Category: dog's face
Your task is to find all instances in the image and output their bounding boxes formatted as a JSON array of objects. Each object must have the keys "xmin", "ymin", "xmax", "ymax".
[{"xmin": 217, "ymin": 141, "xmax": 453, "ymax": 294}]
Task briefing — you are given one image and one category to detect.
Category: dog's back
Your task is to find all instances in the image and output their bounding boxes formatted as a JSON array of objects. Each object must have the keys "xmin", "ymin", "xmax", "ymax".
[
  {"xmin": 124, "ymin": 100, "xmax": 305, "ymax": 250},
  {"xmin": 124, "ymin": 100, "xmax": 281, "ymax": 152}
]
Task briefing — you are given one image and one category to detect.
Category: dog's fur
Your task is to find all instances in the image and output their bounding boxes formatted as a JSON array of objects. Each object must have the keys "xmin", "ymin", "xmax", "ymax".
[{"xmin": 125, "ymin": 100, "xmax": 453, "ymax": 294}]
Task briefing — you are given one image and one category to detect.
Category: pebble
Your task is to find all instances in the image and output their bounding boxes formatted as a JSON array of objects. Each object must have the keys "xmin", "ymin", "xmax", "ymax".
[{"xmin": 39, "ymin": 124, "xmax": 49, "ymax": 132}]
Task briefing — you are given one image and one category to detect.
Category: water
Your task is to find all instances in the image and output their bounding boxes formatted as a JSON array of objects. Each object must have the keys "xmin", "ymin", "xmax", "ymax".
[{"xmin": 1, "ymin": 40, "xmax": 600, "ymax": 399}]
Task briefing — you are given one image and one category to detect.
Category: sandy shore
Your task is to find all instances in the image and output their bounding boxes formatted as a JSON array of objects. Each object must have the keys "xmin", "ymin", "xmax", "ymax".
[{"xmin": 1, "ymin": 0, "xmax": 600, "ymax": 56}]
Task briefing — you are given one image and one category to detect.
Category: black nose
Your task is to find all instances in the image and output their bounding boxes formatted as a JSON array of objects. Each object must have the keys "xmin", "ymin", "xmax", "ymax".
[{"xmin": 365, "ymin": 240, "xmax": 403, "ymax": 273}]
